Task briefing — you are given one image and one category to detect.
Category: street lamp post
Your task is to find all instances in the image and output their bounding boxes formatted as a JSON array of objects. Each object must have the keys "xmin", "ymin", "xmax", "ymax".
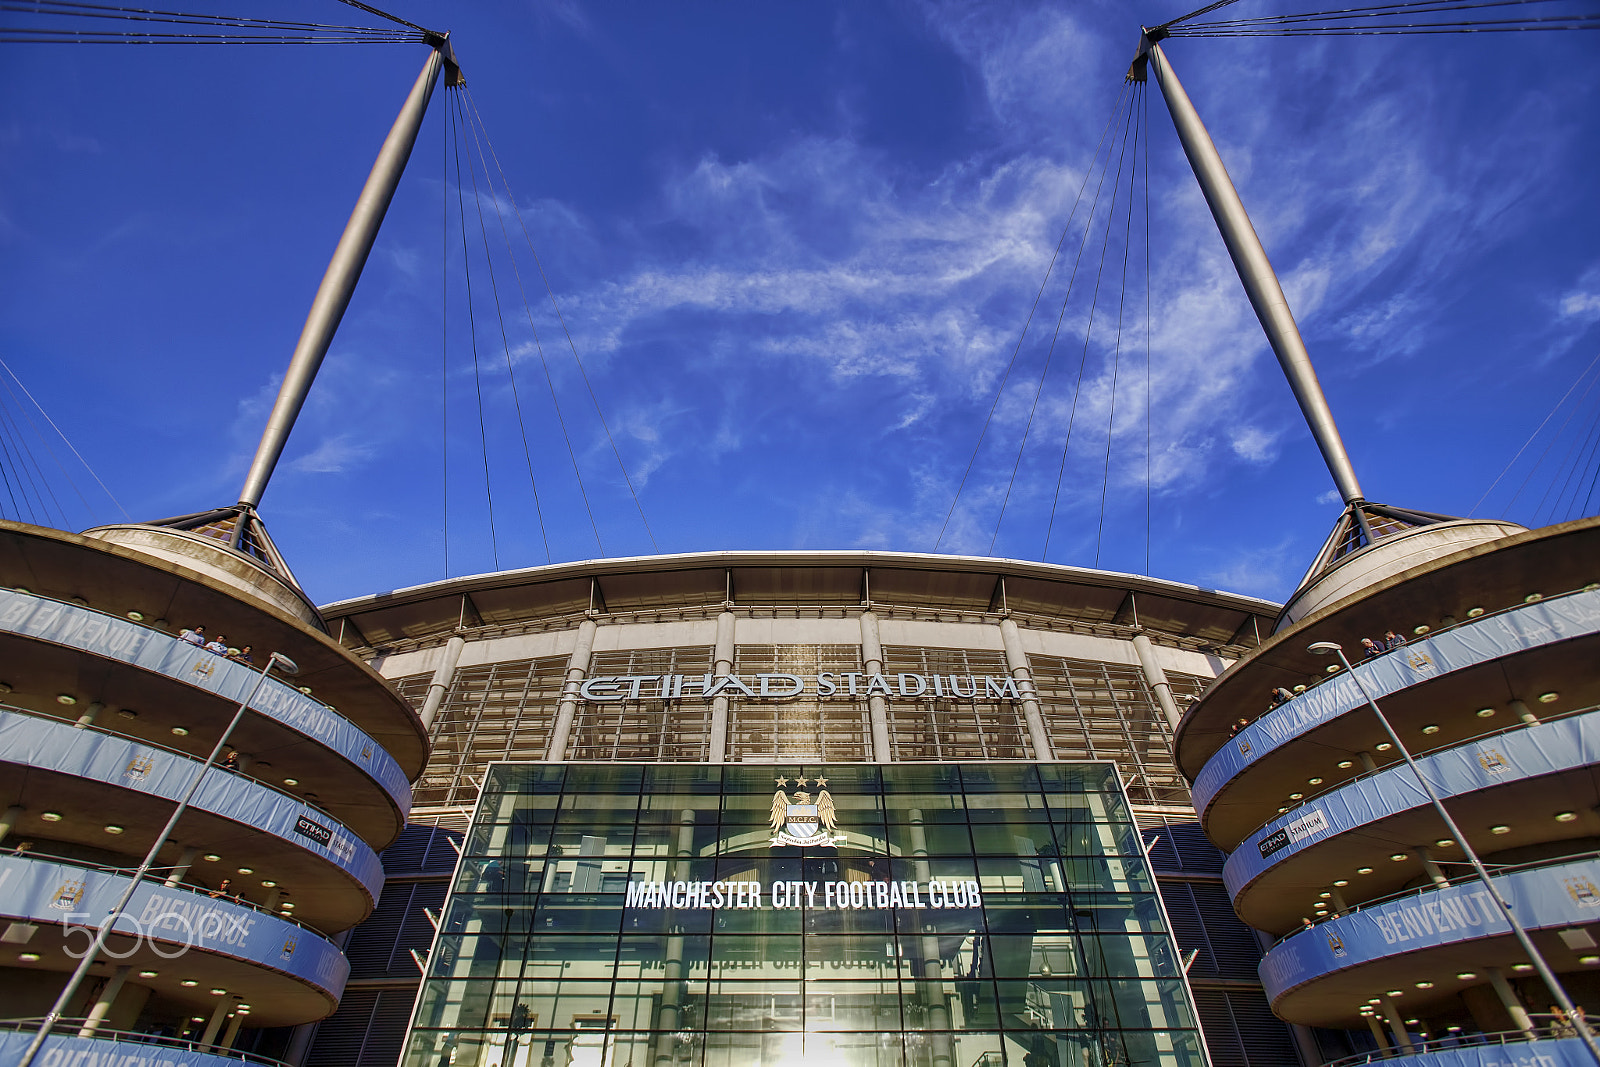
[
  {"xmin": 1307, "ymin": 640, "xmax": 1600, "ymax": 1064},
  {"xmin": 20, "ymin": 651, "xmax": 300, "ymax": 1067}
]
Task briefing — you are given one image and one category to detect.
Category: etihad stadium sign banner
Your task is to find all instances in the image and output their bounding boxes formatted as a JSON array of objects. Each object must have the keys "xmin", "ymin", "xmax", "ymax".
[{"xmin": 579, "ymin": 671, "xmax": 1020, "ymax": 702}]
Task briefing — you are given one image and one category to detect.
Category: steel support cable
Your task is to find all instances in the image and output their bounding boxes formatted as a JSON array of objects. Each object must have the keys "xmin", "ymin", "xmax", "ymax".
[
  {"xmin": 329, "ymin": 0, "xmax": 435, "ymax": 35},
  {"xmin": 0, "ymin": 410, "xmax": 28, "ymax": 520},
  {"xmin": 1174, "ymin": 0, "xmax": 1574, "ymax": 27},
  {"xmin": 1580, "ymin": 430, "xmax": 1600, "ymax": 516},
  {"xmin": 0, "ymin": 355, "xmax": 128, "ymax": 519},
  {"xmin": 1169, "ymin": 18, "xmax": 1600, "ymax": 36},
  {"xmin": 0, "ymin": 390, "xmax": 56, "ymax": 525},
  {"xmin": 1555, "ymin": 402, "xmax": 1600, "ymax": 520},
  {"xmin": 0, "ymin": 368, "xmax": 94, "ymax": 522},
  {"xmin": 1535, "ymin": 379, "xmax": 1600, "ymax": 522},
  {"xmin": 0, "ymin": 30, "xmax": 422, "ymax": 42},
  {"xmin": 1094, "ymin": 89, "xmax": 1145, "ymax": 569},
  {"xmin": 1012, "ymin": 90, "xmax": 1136, "ymax": 557},
  {"xmin": 1142, "ymin": 83, "xmax": 1153, "ymax": 575},
  {"xmin": 0, "ymin": 0, "xmax": 426, "ymax": 42},
  {"xmin": 1473, "ymin": 350, "xmax": 1600, "ymax": 514},
  {"xmin": 457, "ymin": 94, "xmax": 554, "ymax": 565},
  {"xmin": 5, "ymin": 0, "xmax": 415, "ymax": 32},
  {"xmin": 441, "ymin": 80, "xmax": 450, "ymax": 578},
  {"xmin": 448, "ymin": 92, "xmax": 499, "ymax": 569},
  {"xmin": 464, "ymin": 88, "xmax": 658, "ymax": 554},
  {"xmin": 1040, "ymin": 93, "xmax": 1139, "ymax": 562},
  {"xmin": 995, "ymin": 92, "xmax": 1136, "ymax": 555},
  {"xmin": 459, "ymin": 94, "xmax": 606, "ymax": 557},
  {"xmin": 931, "ymin": 82, "xmax": 1130, "ymax": 553},
  {"xmin": 1505, "ymin": 361, "xmax": 1600, "ymax": 515}
]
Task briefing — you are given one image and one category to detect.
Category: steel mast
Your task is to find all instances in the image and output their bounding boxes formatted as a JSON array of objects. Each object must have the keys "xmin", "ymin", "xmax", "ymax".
[
  {"xmin": 1130, "ymin": 30, "xmax": 1374, "ymax": 543},
  {"xmin": 237, "ymin": 34, "xmax": 461, "ymax": 511}
]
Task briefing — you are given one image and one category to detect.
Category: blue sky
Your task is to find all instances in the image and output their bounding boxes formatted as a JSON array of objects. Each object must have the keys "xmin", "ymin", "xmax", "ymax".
[{"xmin": 2, "ymin": 2, "xmax": 1598, "ymax": 607}]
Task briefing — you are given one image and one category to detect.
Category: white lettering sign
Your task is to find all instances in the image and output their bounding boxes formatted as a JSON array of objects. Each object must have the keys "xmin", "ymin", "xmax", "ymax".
[
  {"xmin": 579, "ymin": 673, "xmax": 1018, "ymax": 703},
  {"xmin": 624, "ymin": 878, "xmax": 981, "ymax": 911}
]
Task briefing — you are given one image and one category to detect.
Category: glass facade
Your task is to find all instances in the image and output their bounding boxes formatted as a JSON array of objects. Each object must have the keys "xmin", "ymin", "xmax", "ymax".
[{"xmin": 405, "ymin": 762, "xmax": 1204, "ymax": 1067}]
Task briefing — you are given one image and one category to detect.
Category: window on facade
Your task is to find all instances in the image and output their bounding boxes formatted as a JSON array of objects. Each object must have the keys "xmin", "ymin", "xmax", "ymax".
[
  {"xmin": 571, "ymin": 647, "xmax": 717, "ymax": 763},
  {"xmin": 882, "ymin": 647, "xmax": 1030, "ymax": 762},
  {"xmin": 728, "ymin": 645, "xmax": 871, "ymax": 763}
]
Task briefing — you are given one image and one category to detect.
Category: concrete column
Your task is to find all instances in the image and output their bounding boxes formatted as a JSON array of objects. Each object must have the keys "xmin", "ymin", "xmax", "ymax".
[
  {"xmin": 263, "ymin": 888, "xmax": 283, "ymax": 910},
  {"xmin": 1330, "ymin": 887, "xmax": 1350, "ymax": 916},
  {"xmin": 74, "ymin": 701, "xmax": 104, "ymax": 730},
  {"xmin": 1363, "ymin": 1013, "xmax": 1391, "ymax": 1052},
  {"xmin": 1131, "ymin": 632, "xmax": 1182, "ymax": 731},
  {"xmin": 0, "ymin": 805, "xmax": 22, "ymax": 846},
  {"xmin": 708, "ymin": 611, "xmax": 736, "ymax": 764},
  {"xmin": 653, "ymin": 809, "xmax": 698, "ymax": 1066},
  {"xmin": 999, "ymin": 616, "xmax": 1053, "ymax": 760},
  {"xmin": 1487, "ymin": 966, "xmax": 1535, "ymax": 1035},
  {"xmin": 198, "ymin": 997, "xmax": 231, "ymax": 1047},
  {"xmin": 1418, "ymin": 847, "xmax": 1450, "ymax": 888},
  {"xmin": 547, "ymin": 618, "xmax": 598, "ymax": 762},
  {"xmin": 417, "ymin": 634, "xmax": 467, "ymax": 730},
  {"xmin": 218, "ymin": 1006, "xmax": 246, "ymax": 1050},
  {"xmin": 1357, "ymin": 751, "xmax": 1378, "ymax": 773},
  {"xmin": 1380, "ymin": 997, "xmax": 1416, "ymax": 1054},
  {"xmin": 77, "ymin": 965, "xmax": 130, "ymax": 1037},
  {"xmin": 163, "ymin": 846, "xmax": 199, "ymax": 888},
  {"xmin": 1509, "ymin": 699, "xmax": 1539, "ymax": 726},
  {"xmin": 859, "ymin": 611, "xmax": 891, "ymax": 763}
]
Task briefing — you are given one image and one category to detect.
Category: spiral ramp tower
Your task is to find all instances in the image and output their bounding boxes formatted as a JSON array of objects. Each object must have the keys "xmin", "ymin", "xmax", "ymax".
[
  {"xmin": 1178, "ymin": 516, "xmax": 1600, "ymax": 1061},
  {"xmin": 0, "ymin": 515, "xmax": 428, "ymax": 1063}
]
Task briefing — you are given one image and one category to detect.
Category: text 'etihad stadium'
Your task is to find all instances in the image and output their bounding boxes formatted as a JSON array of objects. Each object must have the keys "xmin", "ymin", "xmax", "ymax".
[{"xmin": 578, "ymin": 672, "xmax": 1021, "ymax": 702}]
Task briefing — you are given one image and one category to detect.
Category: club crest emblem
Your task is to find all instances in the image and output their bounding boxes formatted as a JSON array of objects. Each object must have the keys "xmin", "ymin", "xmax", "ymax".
[
  {"xmin": 124, "ymin": 755, "xmax": 154, "ymax": 781},
  {"xmin": 769, "ymin": 775, "xmax": 844, "ymax": 848},
  {"xmin": 50, "ymin": 880, "xmax": 86, "ymax": 910},
  {"xmin": 1327, "ymin": 931, "xmax": 1346, "ymax": 958},
  {"xmin": 1566, "ymin": 877, "xmax": 1600, "ymax": 907}
]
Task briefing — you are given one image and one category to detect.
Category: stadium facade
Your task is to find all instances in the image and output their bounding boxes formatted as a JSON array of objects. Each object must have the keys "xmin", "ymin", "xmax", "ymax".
[{"xmin": 301, "ymin": 549, "xmax": 1312, "ymax": 1067}]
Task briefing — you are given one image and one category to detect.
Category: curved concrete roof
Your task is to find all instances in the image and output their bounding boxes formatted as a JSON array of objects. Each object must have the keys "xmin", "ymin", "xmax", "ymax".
[{"xmin": 319, "ymin": 549, "xmax": 1281, "ymax": 654}]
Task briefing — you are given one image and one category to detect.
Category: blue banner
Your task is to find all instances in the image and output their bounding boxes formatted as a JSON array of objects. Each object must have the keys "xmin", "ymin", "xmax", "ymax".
[
  {"xmin": 1193, "ymin": 590, "xmax": 1600, "ymax": 826},
  {"xmin": 1260, "ymin": 858, "xmax": 1600, "ymax": 1002},
  {"xmin": 0, "ymin": 588, "xmax": 410, "ymax": 818},
  {"xmin": 1334, "ymin": 1040, "xmax": 1593, "ymax": 1067},
  {"xmin": 0, "ymin": 709, "xmax": 383, "ymax": 902},
  {"xmin": 1226, "ymin": 710, "xmax": 1600, "ymax": 898},
  {"xmin": 0, "ymin": 854, "xmax": 348, "ymax": 998},
  {"xmin": 0, "ymin": 1029, "xmax": 271, "ymax": 1066}
]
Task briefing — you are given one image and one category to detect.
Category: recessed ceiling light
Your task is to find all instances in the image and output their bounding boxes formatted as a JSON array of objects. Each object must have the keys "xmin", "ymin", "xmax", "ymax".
[
  {"xmin": 281, "ymin": 902, "xmax": 295, "ymax": 909},
  {"xmin": 261, "ymin": 880, "xmax": 277, "ymax": 888},
  {"xmin": 1289, "ymin": 793, "xmax": 1303, "ymax": 800},
  {"xmin": 56, "ymin": 694, "xmax": 76, "ymax": 705},
  {"xmin": 203, "ymin": 854, "xmax": 221, "ymax": 862},
  {"xmin": 1413, "ymin": 625, "xmax": 1430, "ymax": 635},
  {"xmin": 1421, "ymin": 725, "xmax": 1439, "ymax": 734},
  {"xmin": 1326, "ymin": 664, "xmax": 1341, "ymax": 673},
  {"xmin": 1277, "ymin": 807, "xmax": 1289, "ymax": 814},
  {"xmin": 1556, "ymin": 812, "xmax": 1578, "ymax": 823},
  {"xmin": 1466, "ymin": 607, "xmax": 1484, "ymax": 617},
  {"xmin": 1367, "ymin": 998, "xmax": 1382, "ymax": 1005},
  {"xmin": 18, "ymin": 952, "xmax": 40, "ymax": 962},
  {"xmin": 1357, "ymin": 867, "xmax": 1374, "ymax": 875},
  {"xmin": 1375, "ymin": 743, "xmax": 1393, "ymax": 751},
  {"xmin": 1491, "ymin": 825, "xmax": 1511, "ymax": 835},
  {"xmin": 1293, "ymin": 685, "xmax": 1306, "ymax": 693},
  {"xmin": 210, "ymin": 988, "xmax": 227, "ymax": 995},
  {"xmin": 118, "ymin": 709, "xmax": 137, "ymax": 719},
  {"xmin": 1539, "ymin": 692, "xmax": 1559, "ymax": 704},
  {"xmin": 1456, "ymin": 972, "xmax": 1476, "ymax": 980},
  {"xmin": 1318, "ymin": 892, "xmax": 1331, "ymax": 899},
  {"xmin": 236, "ymin": 1008, "xmax": 250, "ymax": 1015},
  {"xmin": 1582, "ymin": 957, "xmax": 1600, "ymax": 966},
  {"xmin": 104, "ymin": 825, "xmax": 124, "ymax": 835},
  {"xmin": 1435, "ymin": 839, "xmax": 1456, "ymax": 848},
  {"xmin": 1525, "ymin": 593, "xmax": 1543, "ymax": 603},
  {"xmin": 180, "ymin": 980, "xmax": 198, "ymax": 987},
  {"xmin": 1476, "ymin": 707, "xmax": 1496, "ymax": 718},
  {"xmin": 126, "ymin": 611, "xmax": 145, "ymax": 621},
  {"xmin": 1415, "ymin": 982, "xmax": 1433, "ymax": 989},
  {"xmin": 1337, "ymin": 760, "xmax": 1353, "ymax": 769},
  {"xmin": 171, "ymin": 727, "xmax": 189, "ymax": 737},
  {"xmin": 40, "ymin": 812, "xmax": 62, "ymax": 822},
  {"xmin": 1308, "ymin": 777, "xmax": 1323, "ymax": 785},
  {"xmin": 283, "ymin": 778, "xmax": 299, "ymax": 787},
  {"xmin": 138, "ymin": 970, "xmax": 158, "ymax": 977},
  {"xmin": 1513, "ymin": 964, "xmax": 1533, "ymax": 973},
  {"xmin": 1390, "ymin": 853, "xmax": 1408, "ymax": 862},
  {"xmin": 1333, "ymin": 880, "xmax": 1349, "ymax": 887},
  {"xmin": 1387, "ymin": 990, "xmax": 1403, "ymax": 997},
  {"xmin": 237, "ymin": 868, "xmax": 253, "ymax": 875}
]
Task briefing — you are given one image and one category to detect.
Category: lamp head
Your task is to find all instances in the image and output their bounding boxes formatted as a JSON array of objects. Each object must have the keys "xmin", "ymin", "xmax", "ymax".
[
  {"xmin": 268, "ymin": 653, "xmax": 300, "ymax": 676},
  {"xmin": 1307, "ymin": 641, "xmax": 1343, "ymax": 656}
]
